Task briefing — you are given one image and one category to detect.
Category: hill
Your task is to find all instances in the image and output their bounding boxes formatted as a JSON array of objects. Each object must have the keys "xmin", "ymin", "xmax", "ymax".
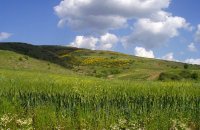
[
  {"xmin": 0, "ymin": 45, "xmax": 74, "ymax": 75},
  {"xmin": 0, "ymin": 42, "xmax": 199, "ymax": 81},
  {"xmin": 0, "ymin": 42, "xmax": 200, "ymax": 129}
]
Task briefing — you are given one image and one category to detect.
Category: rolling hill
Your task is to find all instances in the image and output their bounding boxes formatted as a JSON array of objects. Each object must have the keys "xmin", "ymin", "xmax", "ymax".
[
  {"xmin": 0, "ymin": 42, "xmax": 200, "ymax": 129},
  {"xmin": 0, "ymin": 42, "xmax": 199, "ymax": 81}
]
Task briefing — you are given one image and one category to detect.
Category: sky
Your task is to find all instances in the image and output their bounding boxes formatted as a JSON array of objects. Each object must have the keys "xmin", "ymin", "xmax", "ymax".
[{"xmin": 0, "ymin": 0, "xmax": 200, "ymax": 64}]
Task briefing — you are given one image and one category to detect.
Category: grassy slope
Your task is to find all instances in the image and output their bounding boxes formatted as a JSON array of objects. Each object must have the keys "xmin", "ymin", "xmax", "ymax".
[
  {"xmin": 0, "ymin": 43, "xmax": 200, "ymax": 129},
  {"xmin": 0, "ymin": 42, "xmax": 200, "ymax": 80},
  {"xmin": 0, "ymin": 50, "xmax": 74, "ymax": 75}
]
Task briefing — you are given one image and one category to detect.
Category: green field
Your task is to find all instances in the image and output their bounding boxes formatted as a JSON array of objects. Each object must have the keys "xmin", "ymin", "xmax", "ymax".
[{"xmin": 0, "ymin": 43, "xmax": 200, "ymax": 130}]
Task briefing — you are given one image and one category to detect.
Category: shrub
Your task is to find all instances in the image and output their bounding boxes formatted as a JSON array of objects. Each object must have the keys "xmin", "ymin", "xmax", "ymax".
[
  {"xmin": 110, "ymin": 56, "xmax": 117, "ymax": 59},
  {"xmin": 159, "ymin": 71, "xmax": 199, "ymax": 81},
  {"xmin": 191, "ymin": 73, "xmax": 198, "ymax": 80},
  {"xmin": 158, "ymin": 72, "xmax": 170, "ymax": 81},
  {"xmin": 158, "ymin": 72, "xmax": 181, "ymax": 81},
  {"xmin": 110, "ymin": 69, "xmax": 121, "ymax": 74},
  {"xmin": 184, "ymin": 64, "xmax": 189, "ymax": 69},
  {"xmin": 18, "ymin": 57, "xmax": 23, "ymax": 61},
  {"xmin": 94, "ymin": 68, "xmax": 121, "ymax": 78},
  {"xmin": 179, "ymin": 70, "xmax": 191, "ymax": 79}
]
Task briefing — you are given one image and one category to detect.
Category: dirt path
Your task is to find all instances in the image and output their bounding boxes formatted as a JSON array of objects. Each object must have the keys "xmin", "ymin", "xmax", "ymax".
[{"xmin": 147, "ymin": 72, "xmax": 162, "ymax": 80}]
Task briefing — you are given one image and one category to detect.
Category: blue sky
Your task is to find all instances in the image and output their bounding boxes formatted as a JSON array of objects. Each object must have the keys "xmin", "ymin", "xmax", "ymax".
[{"xmin": 0, "ymin": 0, "xmax": 200, "ymax": 64}]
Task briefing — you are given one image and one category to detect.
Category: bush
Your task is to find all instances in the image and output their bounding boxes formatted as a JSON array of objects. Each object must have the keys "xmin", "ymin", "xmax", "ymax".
[
  {"xmin": 159, "ymin": 71, "xmax": 199, "ymax": 81},
  {"xmin": 191, "ymin": 73, "xmax": 198, "ymax": 80},
  {"xmin": 94, "ymin": 68, "xmax": 121, "ymax": 78},
  {"xmin": 158, "ymin": 73, "xmax": 165, "ymax": 81},
  {"xmin": 171, "ymin": 75, "xmax": 181, "ymax": 80},
  {"xmin": 110, "ymin": 69, "xmax": 121, "ymax": 74},
  {"xmin": 110, "ymin": 56, "xmax": 117, "ymax": 59},
  {"xmin": 18, "ymin": 57, "xmax": 23, "ymax": 61},
  {"xmin": 19, "ymin": 56, "xmax": 29, "ymax": 61},
  {"xmin": 179, "ymin": 70, "xmax": 191, "ymax": 79},
  {"xmin": 184, "ymin": 64, "xmax": 189, "ymax": 69},
  {"xmin": 158, "ymin": 72, "xmax": 181, "ymax": 81}
]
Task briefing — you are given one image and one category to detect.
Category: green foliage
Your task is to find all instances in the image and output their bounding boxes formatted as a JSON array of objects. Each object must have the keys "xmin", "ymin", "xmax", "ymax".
[
  {"xmin": 0, "ymin": 49, "xmax": 74, "ymax": 75},
  {"xmin": 158, "ymin": 72, "xmax": 181, "ymax": 81},
  {"xmin": 179, "ymin": 70, "xmax": 192, "ymax": 79},
  {"xmin": 191, "ymin": 72, "xmax": 199, "ymax": 80},
  {"xmin": 184, "ymin": 64, "xmax": 189, "ymax": 69},
  {"xmin": 159, "ymin": 70, "xmax": 199, "ymax": 81},
  {"xmin": 18, "ymin": 57, "xmax": 23, "ymax": 61},
  {"xmin": 93, "ymin": 68, "xmax": 121, "ymax": 78},
  {"xmin": 179, "ymin": 70, "xmax": 199, "ymax": 80},
  {"xmin": 0, "ymin": 69, "xmax": 200, "ymax": 129}
]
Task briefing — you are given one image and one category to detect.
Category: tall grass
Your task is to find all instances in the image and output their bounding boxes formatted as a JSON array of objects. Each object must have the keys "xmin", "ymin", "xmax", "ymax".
[{"xmin": 0, "ymin": 69, "xmax": 200, "ymax": 129}]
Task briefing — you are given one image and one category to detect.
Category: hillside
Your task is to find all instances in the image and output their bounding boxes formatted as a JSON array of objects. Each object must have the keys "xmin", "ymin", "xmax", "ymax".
[
  {"xmin": 0, "ymin": 42, "xmax": 200, "ymax": 129},
  {"xmin": 0, "ymin": 42, "xmax": 199, "ymax": 81},
  {"xmin": 0, "ymin": 47, "xmax": 74, "ymax": 75}
]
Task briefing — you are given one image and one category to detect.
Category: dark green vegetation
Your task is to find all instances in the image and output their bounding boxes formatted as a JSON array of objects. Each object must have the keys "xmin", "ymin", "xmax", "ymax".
[
  {"xmin": 0, "ymin": 42, "xmax": 200, "ymax": 129},
  {"xmin": 158, "ymin": 70, "xmax": 199, "ymax": 81}
]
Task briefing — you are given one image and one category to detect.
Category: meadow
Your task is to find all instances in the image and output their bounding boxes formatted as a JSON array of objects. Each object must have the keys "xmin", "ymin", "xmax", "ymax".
[
  {"xmin": 0, "ymin": 43, "xmax": 200, "ymax": 130},
  {"xmin": 0, "ymin": 69, "xmax": 200, "ymax": 130}
]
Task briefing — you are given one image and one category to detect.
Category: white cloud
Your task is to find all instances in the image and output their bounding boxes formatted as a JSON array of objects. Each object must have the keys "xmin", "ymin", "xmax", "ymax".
[
  {"xmin": 134, "ymin": 47, "xmax": 155, "ymax": 58},
  {"xmin": 188, "ymin": 43, "xmax": 197, "ymax": 52},
  {"xmin": 0, "ymin": 32, "xmax": 12, "ymax": 41},
  {"xmin": 162, "ymin": 52, "xmax": 174, "ymax": 61},
  {"xmin": 54, "ymin": 0, "xmax": 170, "ymax": 32},
  {"xmin": 185, "ymin": 59, "xmax": 200, "ymax": 65},
  {"xmin": 55, "ymin": 0, "xmax": 192, "ymax": 53},
  {"xmin": 195, "ymin": 24, "xmax": 200, "ymax": 43},
  {"xmin": 70, "ymin": 36, "xmax": 98, "ymax": 50},
  {"xmin": 99, "ymin": 33, "xmax": 119, "ymax": 50},
  {"xmin": 69, "ymin": 33, "xmax": 118, "ymax": 50},
  {"xmin": 123, "ymin": 11, "xmax": 189, "ymax": 49}
]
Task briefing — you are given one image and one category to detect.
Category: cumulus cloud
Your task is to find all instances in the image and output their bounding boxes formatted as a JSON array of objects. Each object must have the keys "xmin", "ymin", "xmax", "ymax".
[
  {"xmin": 134, "ymin": 47, "xmax": 155, "ymax": 58},
  {"xmin": 188, "ymin": 43, "xmax": 197, "ymax": 52},
  {"xmin": 195, "ymin": 24, "xmax": 200, "ymax": 43},
  {"xmin": 162, "ymin": 52, "xmax": 174, "ymax": 61},
  {"xmin": 0, "ymin": 32, "xmax": 12, "ymax": 41},
  {"xmin": 123, "ymin": 11, "xmax": 189, "ymax": 49},
  {"xmin": 54, "ymin": 0, "xmax": 170, "ymax": 32},
  {"xmin": 55, "ymin": 0, "xmax": 191, "ymax": 53},
  {"xmin": 70, "ymin": 36, "xmax": 98, "ymax": 50},
  {"xmin": 99, "ymin": 33, "xmax": 119, "ymax": 50},
  {"xmin": 69, "ymin": 33, "xmax": 118, "ymax": 50},
  {"xmin": 185, "ymin": 59, "xmax": 200, "ymax": 65}
]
